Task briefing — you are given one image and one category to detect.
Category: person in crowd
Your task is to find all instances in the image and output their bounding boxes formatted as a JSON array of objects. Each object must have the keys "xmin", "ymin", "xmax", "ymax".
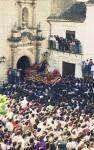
[
  {"xmin": 7, "ymin": 68, "xmax": 12, "ymax": 84},
  {"xmin": 84, "ymin": 60, "xmax": 89, "ymax": 77},
  {"xmin": 83, "ymin": 59, "xmax": 94, "ymax": 79},
  {"xmin": 16, "ymin": 70, "xmax": 20, "ymax": 84}
]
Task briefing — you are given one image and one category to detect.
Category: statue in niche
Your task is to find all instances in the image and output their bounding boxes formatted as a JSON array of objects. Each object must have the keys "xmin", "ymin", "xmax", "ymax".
[{"xmin": 22, "ymin": 7, "xmax": 29, "ymax": 28}]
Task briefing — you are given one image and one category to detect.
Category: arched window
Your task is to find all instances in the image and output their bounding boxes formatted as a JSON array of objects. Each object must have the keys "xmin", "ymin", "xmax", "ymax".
[{"xmin": 22, "ymin": 7, "xmax": 29, "ymax": 27}]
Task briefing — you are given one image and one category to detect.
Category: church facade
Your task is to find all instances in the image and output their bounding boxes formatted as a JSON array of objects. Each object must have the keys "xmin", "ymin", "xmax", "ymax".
[
  {"xmin": 47, "ymin": 0, "xmax": 94, "ymax": 78},
  {"xmin": 0, "ymin": 0, "xmax": 51, "ymax": 82}
]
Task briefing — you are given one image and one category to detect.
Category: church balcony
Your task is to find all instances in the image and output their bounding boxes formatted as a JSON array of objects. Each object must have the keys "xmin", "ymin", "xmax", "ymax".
[
  {"xmin": 48, "ymin": 47, "xmax": 82, "ymax": 55},
  {"xmin": 48, "ymin": 38, "xmax": 82, "ymax": 55}
]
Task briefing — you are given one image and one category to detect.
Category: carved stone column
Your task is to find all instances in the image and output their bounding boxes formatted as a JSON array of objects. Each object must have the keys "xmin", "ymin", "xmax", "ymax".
[
  {"xmin": 17, "ymin": 1, "xmax": 22, "ymax": 28},
  {"xmin": 31, "ymin": 1, "xmax": 36, "ymax": 28},
  {"xmin": 11, "ymin": 45, "xmax": 17, "ymax": 69}
]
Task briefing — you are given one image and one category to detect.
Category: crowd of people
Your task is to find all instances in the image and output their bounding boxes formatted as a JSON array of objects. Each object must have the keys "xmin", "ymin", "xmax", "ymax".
[
  {"xmin": 48, "ymin": 35, "xmax": 81, "ymax": 54},
  {"xmin": 0, "ymin": 76, "xmax": 94, "ymax": 149},
  {"xmin": 7, "ymin": 68, "xmax": 22, "ymax": 85}
]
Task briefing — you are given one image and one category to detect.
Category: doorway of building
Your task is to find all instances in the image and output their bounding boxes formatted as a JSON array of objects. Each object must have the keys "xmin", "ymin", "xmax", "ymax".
[
  {"xmin": 66, "ymin": 30, "xmax": 75, "ymax": 41},
  {"xmin": 17, "ymin": 56, "xmax": 30, "ymax": 70},
  {"xmin": 62, "ymin": 61, "xmax": 75, "ymax": 77},
  {"xmin": 17, "ymin": 56, "xmax": 30, "ymax": 81}
]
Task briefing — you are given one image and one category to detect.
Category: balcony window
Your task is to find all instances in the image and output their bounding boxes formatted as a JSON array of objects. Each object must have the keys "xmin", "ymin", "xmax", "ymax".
[{"xmin": 66, "ymin": 30, "xmax": 75, "ymax": 41}]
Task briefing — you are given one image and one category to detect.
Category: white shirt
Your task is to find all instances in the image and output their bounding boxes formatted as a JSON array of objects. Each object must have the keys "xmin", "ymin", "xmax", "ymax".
[
  {"xmin": 20, "ymin": 99, "xmax": 28, "ymax": 109},
  {"xmin": 6, "ymin": 121, "xmax": 14, "ymax": 132},
  {"xmin": 66, "ymin": 141, "xmax": 78, "ymax": 150},
  {"xmin": 7, "ymin": 111, "xmax": 13, "ymax": 119},
  {"xmin": 91, "ymin": 65, "xmax": 94, "ymax": 72},
  {"xmin": 0, "ymin": 142, "xmax": 7, "ymax": 150},
  {"xmin": 12, "ymin": 135, "xmax": 23, "ymax": 143},
  {"xmin": 47, "ymin": 117, "xmax": 53, "ymax": 125}
]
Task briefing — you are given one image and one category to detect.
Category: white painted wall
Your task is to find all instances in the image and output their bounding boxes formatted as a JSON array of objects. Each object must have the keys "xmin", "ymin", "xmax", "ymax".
[
  {"xmin": 49, "ymin": 51, "xmax": 82, "ymax": 78},
  {"xmin": 84, "ymin": 4, "xmax": 94, "ymax": 61},
  {"xmin": 48, "ymin": 21, "xmax": 85, "ymax": 77},
  {"xmin": 36, "ymin": 0, "xmax": 51, "ymax": 61},
  {"xmin": 48, "ymin": 4, "xmax": 94, "ymax": 76},
  {"xmin": 0, "ymin": 0, "xmax": 17, "ymax": 81},
  {"xmin": 50, "ymin": 21, "xmax": 87, "ymax": 52},
  {"xmin": 49, "ymin": 4, "xmax": 94, "ymax": 63}
]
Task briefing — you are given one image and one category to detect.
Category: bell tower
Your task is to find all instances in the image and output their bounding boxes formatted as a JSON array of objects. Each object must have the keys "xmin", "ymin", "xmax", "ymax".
[{"xmin": 17, "ymin": 0, "xmax": 37, "ymax": 29}]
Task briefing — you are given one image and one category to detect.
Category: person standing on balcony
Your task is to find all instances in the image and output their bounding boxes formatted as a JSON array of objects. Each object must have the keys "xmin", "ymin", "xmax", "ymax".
[
  {"xmin": 61, "ymin": 37, "xmax": 65, "ymax": 51},
  {"xmin": 75, "ymin": 39, "xmax": 81, "ymax": 54},
  {"xmin": 71, "ymin": 40, "xmax": 76, "ymax": 53},
  {"xmin": 55, "ymin": 35, "xmax": 59, "ymax": 49},
  {"xmin": 59, "ymin": 37, "xmax": 63, "ymax": 51},
  {"xmin": 69, "ymin": 40, "xmax": 73, "ymax": 53},
  {"xmin": 53, "ymin": 35, "xmax": 56, "ymax": 49},
  {"xmin": 49, "ymin": 35, "xmax": 53, "ymax": 49},
  {"xmin": 49, "ymin": 35, "xmax": 56, "ymax": 49},
  {"xmin": 54, "ymin": 35, "xmax": 59, "ymax": 50}
]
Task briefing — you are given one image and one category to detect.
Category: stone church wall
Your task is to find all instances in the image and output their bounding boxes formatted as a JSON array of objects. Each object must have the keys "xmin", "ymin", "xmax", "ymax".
[{"xmin": 0, "ymin": 0, "xmax": 17, "ymax": 82}]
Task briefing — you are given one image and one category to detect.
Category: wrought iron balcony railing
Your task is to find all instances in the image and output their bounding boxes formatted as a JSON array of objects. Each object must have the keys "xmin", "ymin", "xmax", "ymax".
[{"xmin": 48, "ymin": 38, "xmax": 82, "ymax": 55}]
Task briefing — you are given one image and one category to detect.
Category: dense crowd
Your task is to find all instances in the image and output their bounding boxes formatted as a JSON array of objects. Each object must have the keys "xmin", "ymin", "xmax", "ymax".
[
  {"xmin": 48, "ymin": 35, "xmax": 81, "ymax": 54},
  {"xmin": 0, "ymin": 76, "xmax": 94, "ymax": 150}
]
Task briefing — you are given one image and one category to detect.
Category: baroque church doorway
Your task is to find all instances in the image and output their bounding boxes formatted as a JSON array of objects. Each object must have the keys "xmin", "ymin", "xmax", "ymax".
[
  {"xmin": 62, "ymin": 61, "xmax": 75, "ymax": 77},
  {"xmin": 17, "ymin": 56, "xmax": 30, "ymax": 70},
  {"xmin": 17, "ymin": 56, "xmax": 30, "ymax": 80}
]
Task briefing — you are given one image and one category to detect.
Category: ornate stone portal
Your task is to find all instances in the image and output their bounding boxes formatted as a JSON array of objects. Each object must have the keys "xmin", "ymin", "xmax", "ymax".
[{"xmin": 8, "ymin": 0, "xmax": 44, "ymax": 69}]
